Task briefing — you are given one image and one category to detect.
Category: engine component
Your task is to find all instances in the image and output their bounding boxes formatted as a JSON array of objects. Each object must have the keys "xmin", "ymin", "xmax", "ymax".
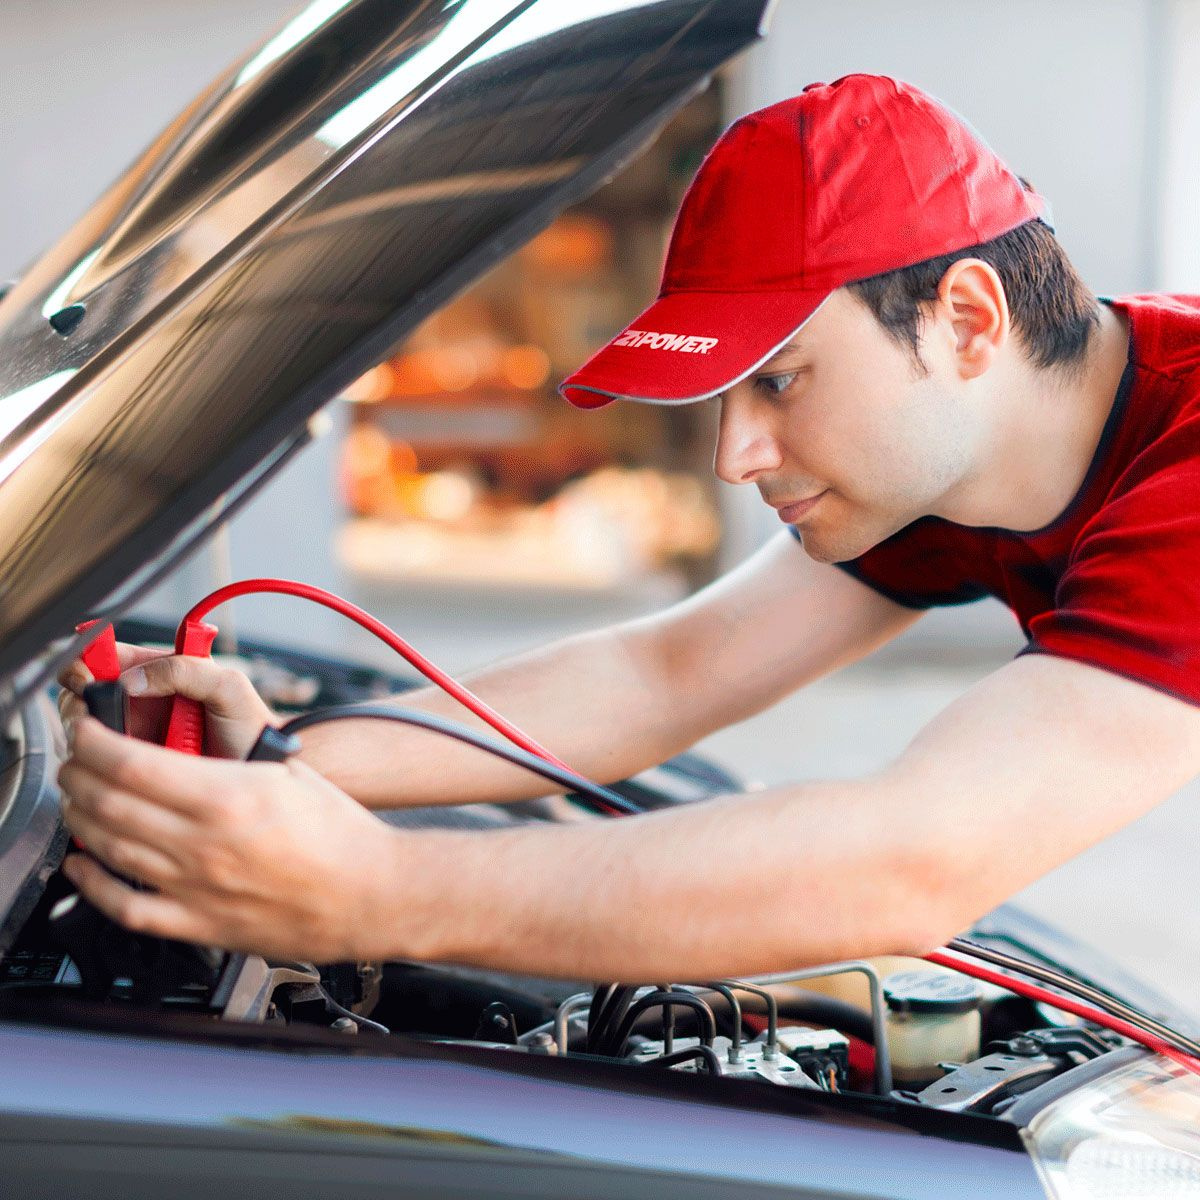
[
  {"xmin": 749, "ymin": 961, "xmax": 893, "ymax": 1095},
  {"xmin": 627, "ymin": 1025, "xmax": 850, "ymax": 1088},
  {"xmin": 216, "ymin": 957, "xmax": 322, "ymax": 1023},
  {"xmin": 914, "ymin": 1050, "xmax": 1066, "ymax": 1114},
  {"xmin": 608, "ymin": 990, "xmax": 717, "ymax": 1056},
  {"xmin": 776, "ymin": 1026, "xmax": 851, "ymax": 1091},
  {"xmin": 474, "ymin": 1001, "xmax": 520, "ymax": 1044},
  {"xmin": 47, "ymin": 891, "xmax": 223, "ymax": 1004},
  {"xmin": 883, "ymin": 969, "xmax": 982, "ymax": 1086},
  {"xmin": 628, "ymin": 1035, "xmax": 823, "ymax": 1087},
  {"xmin": 912, "ymin": 1026, "xmax": 1116, "ymax": 1114}
]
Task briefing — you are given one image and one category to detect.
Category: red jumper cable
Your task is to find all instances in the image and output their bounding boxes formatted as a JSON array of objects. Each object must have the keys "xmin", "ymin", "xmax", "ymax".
[
  {"xmin": 174, "ymin": 579, "xmax": 577, "ymax": 771},
  {"xmin": 75, "ymin": 579, "xmax": 613, "ymax": 803},
  {"xmin": 924, "ymin": 948, "xmax": 1200, "ymax": 1075}
]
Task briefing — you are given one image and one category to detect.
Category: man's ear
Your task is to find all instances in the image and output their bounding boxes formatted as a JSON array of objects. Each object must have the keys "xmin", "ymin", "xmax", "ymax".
[{"xmin": 934, "ymin": 259, "xmax": 1010, "ymax": 380}]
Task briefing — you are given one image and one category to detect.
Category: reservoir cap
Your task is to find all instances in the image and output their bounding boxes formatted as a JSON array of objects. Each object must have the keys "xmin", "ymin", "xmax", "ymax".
[{"xmin": 884, "ymin": 969, "xmax": 982, "ymax": 1016}]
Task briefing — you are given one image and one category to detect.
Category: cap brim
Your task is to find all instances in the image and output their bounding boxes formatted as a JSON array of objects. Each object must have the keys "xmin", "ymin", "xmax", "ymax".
[{"xmin": 558, "ymin": 288, "xmax": 830, "ymax": 409}]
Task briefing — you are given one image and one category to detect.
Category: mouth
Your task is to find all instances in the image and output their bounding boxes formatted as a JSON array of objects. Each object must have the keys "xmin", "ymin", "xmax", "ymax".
[{"xmin": 771, "ymin": 491, "xmax": 828, "ymax": 524}]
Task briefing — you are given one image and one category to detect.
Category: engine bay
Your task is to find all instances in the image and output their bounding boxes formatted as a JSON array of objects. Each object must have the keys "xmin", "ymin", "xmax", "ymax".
[
  {"xmin": 0, "ymin": 623, "xmax": 1165, "ymax": 1130},
  {"xmin": 0, "ymin": 861, "xmax": 1129, "ymax": 1121}
]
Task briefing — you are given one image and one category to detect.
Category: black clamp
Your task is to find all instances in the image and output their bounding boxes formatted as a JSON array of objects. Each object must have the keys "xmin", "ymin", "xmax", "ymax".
[{"xmin": 245, "ymin": 725, "xmax": 303, "ymax": 763}]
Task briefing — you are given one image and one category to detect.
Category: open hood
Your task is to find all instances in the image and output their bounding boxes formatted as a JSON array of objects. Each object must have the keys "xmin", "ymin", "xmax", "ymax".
[{"xmin": 0, "ymin": 0, "xmax": 773, "ymax": 718}]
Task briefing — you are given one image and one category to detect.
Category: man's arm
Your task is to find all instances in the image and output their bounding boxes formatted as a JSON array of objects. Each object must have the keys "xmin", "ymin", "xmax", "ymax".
[
  {"xmin": 385, "ymin": 651, "xmax": 1200, "ymax": 978},
  {"xmin": 299, "ymin": 532, "xmax": 921, "ymax": 808},
  {"xmin": 57, "ymin": 648, "xmax": 1200, "ymax": 975}
]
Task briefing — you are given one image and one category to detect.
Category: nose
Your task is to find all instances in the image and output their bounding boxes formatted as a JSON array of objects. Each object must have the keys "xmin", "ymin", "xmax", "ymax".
[{"xmin": 714, "ymin": 391, "xmax": 782, "ymax": 485}]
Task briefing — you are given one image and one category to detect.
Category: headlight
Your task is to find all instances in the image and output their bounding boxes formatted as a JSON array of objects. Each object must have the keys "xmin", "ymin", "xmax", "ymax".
[{"xmin": 1023, "ymin": 1053, "xmax": 1200, "ymax": 1198}]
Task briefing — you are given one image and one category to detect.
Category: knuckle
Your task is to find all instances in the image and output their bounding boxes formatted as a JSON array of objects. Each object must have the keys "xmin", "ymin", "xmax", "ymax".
[
  {"xmin": 90, "ymin": 787, "xmax": 128, "ymax": 825},
  {"xmin": 104, "ymin": 838, "xmax": 139, "ymax": 876},
  {"xmin": 210, "ymin": 672, "xmax": 243, "ymax": 709},
  {"xmin": 113, "ymin": 895, "xmax": 149, "ymax": 933},
  {"xmin": 193, "ymin": 842, "xmax": 238, "ymax": 890},
  {"xmin": 213, "ymin": 669, "xmax": 265, "ymax": 716},
  {"xmin": 111, "ymin": 756, "xmax": 152, "ymax": 795},
  {"xmin": 203, "ymin": 791, "xmax": 240, "ymax": 826},
  {"xmin": 152, "ymin": 656, "xmax": 187, "ymax": 688}
]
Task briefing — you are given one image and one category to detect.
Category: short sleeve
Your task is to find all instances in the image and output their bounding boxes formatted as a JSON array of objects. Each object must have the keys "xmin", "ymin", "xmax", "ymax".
[{"xmin": 1022, "ymin": 409, "xmax": 1200, "ymax": 705}]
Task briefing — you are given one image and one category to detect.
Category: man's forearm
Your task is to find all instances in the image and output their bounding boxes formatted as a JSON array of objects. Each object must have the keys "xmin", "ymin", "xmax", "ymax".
[
  {"xmin": 385, "ymin": 776, "xmax": 943, "ymax": 980},
  {"xmin": 297, "ymin": 625, "xmax": 699, "ymax": 809}
]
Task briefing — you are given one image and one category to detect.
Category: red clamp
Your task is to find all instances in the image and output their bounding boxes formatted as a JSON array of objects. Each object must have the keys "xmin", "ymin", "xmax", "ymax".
[
  {"xmin": 74, "ymin": 620, "xmax": 121, "ymax": 683},
  {"xmin": 162, "ymin": 619, "xmax": 219, "ymax": 755}
]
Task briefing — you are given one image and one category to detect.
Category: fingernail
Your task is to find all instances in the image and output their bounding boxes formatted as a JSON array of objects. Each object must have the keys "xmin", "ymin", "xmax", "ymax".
[
  {"xmin": 65, "ymin": 719, "xmax": 76, "ymax": 750},
  {"xmin": 123, "ymin": 666, "xmax": 148, "ymax": 695}
]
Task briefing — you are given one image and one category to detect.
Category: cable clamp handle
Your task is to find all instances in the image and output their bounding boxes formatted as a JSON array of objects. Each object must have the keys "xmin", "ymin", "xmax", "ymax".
[
  {"xmin": 163, "ymin": 619, "xmax": 219, "ymax": 755},
  {"xmin": 74, "ymin": 620, "xmax": 121, "ymax": 683}
]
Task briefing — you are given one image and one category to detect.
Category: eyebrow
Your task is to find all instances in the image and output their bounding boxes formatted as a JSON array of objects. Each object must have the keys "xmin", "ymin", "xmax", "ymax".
[{"xmin": 757, "ymin": 340, "xmax": 808, "ymax": 370}]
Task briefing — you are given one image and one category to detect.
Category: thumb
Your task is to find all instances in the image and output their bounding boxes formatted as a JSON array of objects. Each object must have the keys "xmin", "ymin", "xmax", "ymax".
[{"xmin": 121, "ymin": 655, "xmax": 266, "ymax": 720}]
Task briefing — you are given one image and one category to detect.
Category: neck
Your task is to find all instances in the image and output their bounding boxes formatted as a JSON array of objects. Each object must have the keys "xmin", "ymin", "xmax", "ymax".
[{"xmin": 937, "ymin": 302, "xmax": 1130, "ymax": 532}]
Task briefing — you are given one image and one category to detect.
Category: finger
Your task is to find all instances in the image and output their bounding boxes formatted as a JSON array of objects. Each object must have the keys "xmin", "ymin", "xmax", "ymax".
[
  {"xmin": 113, "ymin": 642, "xmax": 173, "ymax": 673},
  {"xmin": 55, "ymin": 662, "xmax": 93, "ymax": 695},
  {"xmin": 68, "ymin": 717, "xmax": 251, "ymax": 814},
  {"xmin": 61, "ymin": 814, "xmax": 182, "ymax": 889},
  {"xmin": 59, "ymin": 761, "xmax": 194, "ymax": 855},
  {"xmin": 122, "ymin": 654, "xmax": 265, "ymax": 715},
  {"xmin": 61, "ymin": 854, "xmax": 211, "ymax": 944},
  {"xmin": 58, "ymin": 688, "xmax": 87, "ymax": 723},
  {"xmin": 58, "ymin": 644, "xmax": 171, "ymax": 694}
]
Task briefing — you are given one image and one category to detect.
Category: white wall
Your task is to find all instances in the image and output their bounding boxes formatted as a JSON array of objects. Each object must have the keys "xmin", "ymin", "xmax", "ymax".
[{"xmin": 1157, "ymin": 0, "xmax": 1200, "ymax": 292}]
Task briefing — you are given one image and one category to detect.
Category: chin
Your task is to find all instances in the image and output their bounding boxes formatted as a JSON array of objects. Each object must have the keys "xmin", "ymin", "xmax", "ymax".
[
  {"xmin": 792, "ymin": 527, "xmax": 848, "ymax": 565},
  {"xmin": 793, "ymin": 515, "xmax": 889, "ymax": 565}
]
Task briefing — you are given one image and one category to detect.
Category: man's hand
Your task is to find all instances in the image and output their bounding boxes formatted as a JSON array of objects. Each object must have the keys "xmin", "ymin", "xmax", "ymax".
[
  {"xmin": 57, "ymin": 642, "xmax": 278, "ymax": 760},
  {"xmin": 57, "ymin": 717, "xmax": 407, "ymax": 962}
]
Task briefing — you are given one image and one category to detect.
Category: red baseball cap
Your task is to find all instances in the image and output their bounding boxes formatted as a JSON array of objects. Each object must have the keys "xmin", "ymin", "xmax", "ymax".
[{"xmin": 559, "ymin": 74, "xmax": 1047, "ymax": 409}]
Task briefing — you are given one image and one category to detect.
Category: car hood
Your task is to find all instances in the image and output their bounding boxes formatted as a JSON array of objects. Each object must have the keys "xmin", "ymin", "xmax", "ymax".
[{"xmin": 0, "ymin": 0, "xmax": 773, "ymax": 718}]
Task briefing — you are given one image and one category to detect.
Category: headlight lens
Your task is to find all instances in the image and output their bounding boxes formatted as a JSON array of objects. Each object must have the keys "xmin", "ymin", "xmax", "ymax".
[{"xmin": 1024, "ymin": 1054, "xmax": 1200, "ymax": 1198}]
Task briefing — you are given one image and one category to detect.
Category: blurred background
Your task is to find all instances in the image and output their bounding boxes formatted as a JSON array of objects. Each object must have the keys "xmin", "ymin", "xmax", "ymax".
[{"xmin": 2, "ymin": 0, "xmax": 1198, "ymax": 1008}]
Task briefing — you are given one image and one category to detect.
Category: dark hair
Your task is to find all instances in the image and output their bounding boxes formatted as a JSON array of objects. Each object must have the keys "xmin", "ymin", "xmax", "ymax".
[{"xmin": 847, "ymin": 218, "xmax": 1099, "ymax": 374}]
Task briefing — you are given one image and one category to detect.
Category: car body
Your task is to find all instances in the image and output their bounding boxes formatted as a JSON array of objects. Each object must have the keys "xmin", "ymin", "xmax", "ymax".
[{"xmin": 0, "ymin": 3, "xmax": 1198, "ymax": 1197}]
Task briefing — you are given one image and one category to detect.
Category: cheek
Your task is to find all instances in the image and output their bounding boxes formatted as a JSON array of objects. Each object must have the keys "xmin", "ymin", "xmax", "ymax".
[
  {"xmin": 799, "ymin": 391, "xmax": 908, "ymax": 500},
  {"xmin": 833, "ymin": 376, "xmax": 964, "ymax": 505}
]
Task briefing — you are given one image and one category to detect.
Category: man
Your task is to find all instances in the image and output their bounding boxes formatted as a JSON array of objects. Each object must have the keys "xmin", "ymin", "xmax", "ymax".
[{"xmin": 56, "ymin": 75, "xmax": 1200, "ymax": 981}]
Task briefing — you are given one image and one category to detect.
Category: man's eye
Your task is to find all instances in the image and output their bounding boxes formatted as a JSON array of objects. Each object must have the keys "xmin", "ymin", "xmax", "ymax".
[{"xmin": 755, "ymin": 372, "xmax": 798, "ymax": 396}]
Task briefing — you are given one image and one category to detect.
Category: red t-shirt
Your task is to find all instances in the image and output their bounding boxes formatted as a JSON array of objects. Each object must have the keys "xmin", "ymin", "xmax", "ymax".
[{"xmin": 797, "ymin": 293, "xmax": 1200, "ymax": 705}]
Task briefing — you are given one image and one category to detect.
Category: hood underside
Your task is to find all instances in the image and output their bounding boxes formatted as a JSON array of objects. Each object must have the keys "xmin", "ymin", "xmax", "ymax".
[{"xmin": 0, "ymin": 0, "xmax": 773, "ymax": 718}]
